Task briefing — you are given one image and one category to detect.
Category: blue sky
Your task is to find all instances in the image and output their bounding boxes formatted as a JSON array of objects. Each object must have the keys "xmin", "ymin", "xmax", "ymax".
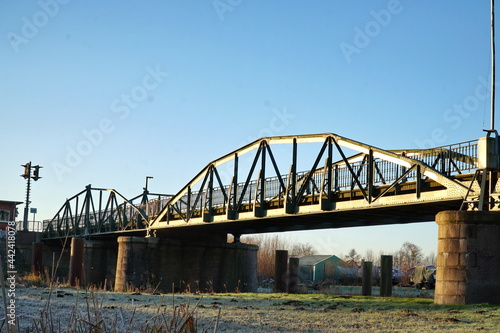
[{"xmin": 0, "ymin": 0, "xmax": 494, "ymax": 257}]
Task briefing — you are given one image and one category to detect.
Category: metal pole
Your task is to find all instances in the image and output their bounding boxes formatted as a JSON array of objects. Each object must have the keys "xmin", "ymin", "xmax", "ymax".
[
  {"xmin": 23, "ymin": 171, "xmax": 31, "ymax": 231},
  {"xmin": 145, "ymin": 176, "xmax": 153, "ymax": 191},
  {"xmin": 362, "ymin": 261, "xmax": 373, "ymax": 296},
  {"xmin": 274, "ymin": 250, "xmax": 288, "ymax": 293},
  {"xmin": 491, "ymin": 0, "xmax": 496, "ymax": 132},
  {"xmin": 288, "ymin": 257, "xmax": 299, "ymax": 294},
  {"xmin": 380, "ymin": 255, "xmax": 393, "ymax": 297},
  {"xmin": 144, "ymin": 176, "xmax": 153, "ymax": 218}
]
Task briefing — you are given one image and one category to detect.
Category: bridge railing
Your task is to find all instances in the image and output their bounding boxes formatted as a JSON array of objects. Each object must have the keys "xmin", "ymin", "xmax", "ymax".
[{"xmin": 405, "ymin": 140, "xmax": 478, "ymax": 176}]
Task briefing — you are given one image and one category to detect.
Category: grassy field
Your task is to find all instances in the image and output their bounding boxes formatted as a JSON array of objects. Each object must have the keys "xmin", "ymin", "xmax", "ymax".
[{"xmin": 12, "ymin": 285, "xmax": 500, "ymax": 332}]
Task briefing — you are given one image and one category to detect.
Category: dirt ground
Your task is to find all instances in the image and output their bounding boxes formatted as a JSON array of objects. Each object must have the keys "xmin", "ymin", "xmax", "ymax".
[{"xmin": 9, "ymin": 285, "xmax": 500, "ymax": 332}]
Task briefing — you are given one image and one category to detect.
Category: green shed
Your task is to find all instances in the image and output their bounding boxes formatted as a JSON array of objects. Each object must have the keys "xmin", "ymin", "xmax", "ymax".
[{"xmin": 298, "ymin": 255, "xmax": 346, "ymax": 282}]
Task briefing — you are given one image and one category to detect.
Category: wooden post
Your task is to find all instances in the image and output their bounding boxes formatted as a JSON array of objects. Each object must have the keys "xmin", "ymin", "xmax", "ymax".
[
  {"xmin": 361, "ymin": 261, "xmax": 372, "ymax": 296},
  {"xmin": 69, "ymin": 238, "xmax": 84, "ymax": 287},
  {"xmin": 288, "ymin": 257, "xmax": 299, "ymax": 293},
  {"xmin": 274, "ymin": 250, "xmax": 288, "ymax": 293},
  {"xmin": 380, "ymin": 255, "xmax": 393, "ymax": 297}
]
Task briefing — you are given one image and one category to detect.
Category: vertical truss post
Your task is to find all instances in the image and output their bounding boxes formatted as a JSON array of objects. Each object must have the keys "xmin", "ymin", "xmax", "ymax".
[
  {"xmin": 321, "ymin": 138, "xmax": 334, "ymax": 211},
  {"xmin": 74, "ymin": 195, "xmax": 79, "ymax": 235},
  {"xmin": 490, "ymin": 171, "xmax": 499, "ymax": 209},
  {"xmin": 286, "ymin": 138, "xmax": 298, "ymax": 214},
  {"xmin": 416, "ymin": 164, "xmax": 422, "ymax": 199},
  {"xmin": 367, "ymin": 149, "xmax": 374, "ymax": 204},
  {"xmin": 327, "ymin": 138, "xmax": 333, "ymax": 198},
  {"xmin": 228, "ymin": 154, "xmax": 239, "ymax": 220},
  {"xmin": 334, "ymin": 164, "xmax": 339, "ymax": 192},
  {"xmin": 478, "ymin": 170, "xmax": 488, "ymax": 211},
  {"xmin": 261, "ymin": 143, "xmax": 266, "ymax": 206},
  {"xmin": 440, "ymin": 152, "xmax": 446, "ymax": 174},
  {"xmin": 98, "ymin": 190, "xmax": 103, "ymax": 231},
  {"xmin": 109, "ymin": 193, "xmax": 116, "ymax": 231},
  {"xmin": 447, "ymin": 149, "xmax": 452, "ymax": 176},
  {"xmin": 255, "ymin": 144, "xmax": 267, "ymax": 217},
  {"xmin": 321, "ymin": 157, "xmax": 332, "ymax": 211},
  {"xmin": 254, "ymin": 169, "xmax": 266, "ymax": 217},
  {"xmin": 203, "ymin": 167, "xmax": 214, "ymax": 222},
  {"xmin": 187, "ymin": 185, "xmax": 191, "ymax": 220},
  {"xmin": 84, "ymin": 185, "xmax": 91, "ymax": 235}
]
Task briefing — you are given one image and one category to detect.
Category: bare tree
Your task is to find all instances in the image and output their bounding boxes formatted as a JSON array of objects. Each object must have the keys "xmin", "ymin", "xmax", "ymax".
[
  {"xmin": 344, "ymin": 248, "xmax": 361, "ymax": 265},
  {"xmin": 364, "ymin": 249, "xmax": 375, "ymax": 263},
  {"xmin": 242, "ymin": 234, "xmax": 318, "ymax": 281},
  {"xmin": 423, "ymin": 252, "xmax": 437, "ymax": 266},
  {"xmin": 395, "ymin": 242, "xmax": 424, "ymax": 281},
  {"xmin": 290, "ymin": 242, "xmax": 317, "ymax": 256}
]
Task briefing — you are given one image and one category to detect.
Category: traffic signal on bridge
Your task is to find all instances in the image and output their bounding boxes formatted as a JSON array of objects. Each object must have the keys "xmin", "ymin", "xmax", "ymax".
[
  {"xmin": 21, "ymin": 162, "xmax": 31, "ymax": 179},
  {"xmin": 32, "ymin": 165, "xmax": 42, "ymax": 181}
]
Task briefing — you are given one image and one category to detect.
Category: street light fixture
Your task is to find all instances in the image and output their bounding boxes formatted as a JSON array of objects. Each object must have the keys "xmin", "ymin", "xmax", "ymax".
[
  {"xmin": 143, "ymin": 176, "xmax": 154, "ymax": 219},
  {"xmin": 145, "ymin": 176, "xmax": 153, "ymax": 191}
]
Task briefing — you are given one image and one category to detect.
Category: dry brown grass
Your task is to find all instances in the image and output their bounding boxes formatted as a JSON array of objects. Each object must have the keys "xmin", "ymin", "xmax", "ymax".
[
  {"xmin": 11, "ymin": 287, "xmax": 500, "ymax": 332},
  {"xmin": 25, "ymin": 289, "xmax": 221, "ymax": 332}
]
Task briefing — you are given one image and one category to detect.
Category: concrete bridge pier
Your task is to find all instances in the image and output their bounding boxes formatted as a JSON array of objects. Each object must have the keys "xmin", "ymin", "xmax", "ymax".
[
  {"xmin": 114, "ymin": 237, "xmax": 149, "ymax": 292},
  {"xmin": 83, "ymin": 240, "xmax": 117, "ymax": 288},
  {"xmin": 435, "ymin": 211, "xmax": 500, "ymax": 305},
  {"xmin": 28, "ymin": 238, "xmax": 116, "ymax": 287},
  {"xmin": 114, "ymin": 235, "xmax": 258, "ymax": 293}
]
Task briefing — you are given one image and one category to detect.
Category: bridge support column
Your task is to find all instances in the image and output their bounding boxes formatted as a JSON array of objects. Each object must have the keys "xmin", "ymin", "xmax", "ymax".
[
  {"xmin": 114, "ymin": 236, "xmax": 258, "ymax": 293},
  {"xmin": 435, "ymin": 211, "xmax": 500, "ymax": 305},
  {"xmin": 115, "ymin": 237, "xmax": 148, "ymax": 292},
  {"xmin": 83, "ymin": 240, "xmax": 117, "ymax": 289}
]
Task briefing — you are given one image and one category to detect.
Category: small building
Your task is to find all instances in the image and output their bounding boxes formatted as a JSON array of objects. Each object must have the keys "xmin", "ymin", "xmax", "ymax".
[
  {"xmin": 298, "ymin": 255, "xmax": 347, "ymax": 282},
  {"xmin": 0, "ymin": 200, "xmax": 22, "ymax": 230}
]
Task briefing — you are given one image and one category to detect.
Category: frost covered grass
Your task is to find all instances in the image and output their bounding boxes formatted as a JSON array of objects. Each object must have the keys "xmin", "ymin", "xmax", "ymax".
[{"xmin": 9, "ymin": 286, "xmax": 500, "ymax": 332}]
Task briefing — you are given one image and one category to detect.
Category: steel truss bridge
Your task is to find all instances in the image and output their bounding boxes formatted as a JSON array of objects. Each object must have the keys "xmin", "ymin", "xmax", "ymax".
[{"xmin": 42, "ymin": 133, "xmax": 500, "ymax": 240}]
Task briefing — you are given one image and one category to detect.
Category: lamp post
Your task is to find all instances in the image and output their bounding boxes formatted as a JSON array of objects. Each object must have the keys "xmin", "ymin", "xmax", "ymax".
[
  {"xmin": 144, "ymin": 176, "xmax": 153, "ymax": 191},
  {"xmin": 144, "ymin": 176, "xmax": 153, "ymax": 217}
]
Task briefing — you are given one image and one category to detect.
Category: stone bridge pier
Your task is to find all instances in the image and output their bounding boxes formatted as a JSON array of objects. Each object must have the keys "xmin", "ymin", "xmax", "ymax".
[
  {"xmin": 31, "ymin": 233, "xmax": 257, "ymax": 293},
  {"xmin": 435, "ymin": 211, "xmax": 500, "ymax": 305},
  {"xmin": 113, "ymin": 234, "xmax": 258, "ymax": 293}
]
